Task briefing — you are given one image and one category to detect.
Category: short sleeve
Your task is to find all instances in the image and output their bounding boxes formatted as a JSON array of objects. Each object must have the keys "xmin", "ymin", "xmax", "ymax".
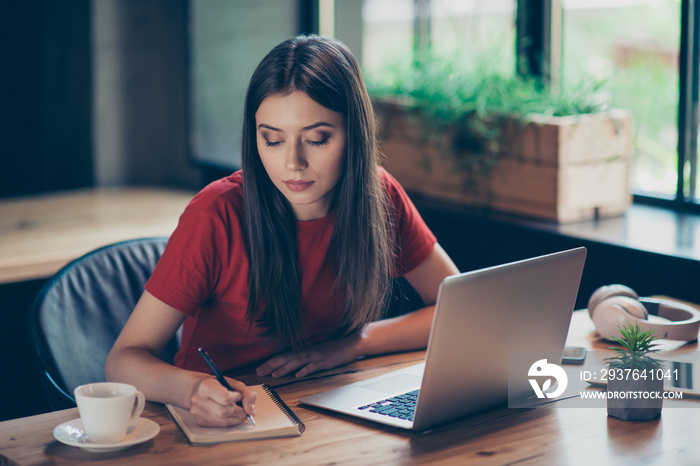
[
  {"xmin": 145, "ymin": 206, "xmax": 226, "ymax": 315},
  {"xmin": 380, "ymin": 168, "xmax": 437, "ymax": 276}
]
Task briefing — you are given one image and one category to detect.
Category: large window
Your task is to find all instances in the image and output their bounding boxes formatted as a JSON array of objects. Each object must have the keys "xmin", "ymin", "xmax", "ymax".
[
  {"xmin": 429, "ymin": 0, "xmax": 516, "ymax": 69},
  {"xmin": 562, "ymin": 0, "xmax": 680, "ymax": 199},
  {"xmin": 362, "ymin": 0, "xmax": 415, "ymax": 74},
  {"xmin": 363, "ymin": 0, "xmax": 516, "ymax": 75},
  {"xmin": 360, "ymin": 0, "xmax": 700, "ymax": 210}
]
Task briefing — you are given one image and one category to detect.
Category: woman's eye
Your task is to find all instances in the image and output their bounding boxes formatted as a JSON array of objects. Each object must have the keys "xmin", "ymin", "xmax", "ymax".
[
  {"xmin": 306, "ymin": 138, "xmax": 329, "ymax": 147},
  {"xmin": 265, "ymin": 140, "xmax": 282, "ymax": 147}
]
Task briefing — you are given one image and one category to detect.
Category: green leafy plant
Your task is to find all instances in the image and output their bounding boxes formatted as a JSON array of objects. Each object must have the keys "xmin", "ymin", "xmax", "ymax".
[
  {"xmin": 367, "ymin": 54, "xmax": 612, "ymax": 184},
  {"xmin": 604, "ymin": 322, "xmax": 662, "ymax": 371}
]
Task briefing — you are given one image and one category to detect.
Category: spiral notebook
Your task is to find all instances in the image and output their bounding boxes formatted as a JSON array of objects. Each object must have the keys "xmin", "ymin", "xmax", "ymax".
[{"xmin": 166, "ymin": 384, "xmax": 304, "ymax": 445}]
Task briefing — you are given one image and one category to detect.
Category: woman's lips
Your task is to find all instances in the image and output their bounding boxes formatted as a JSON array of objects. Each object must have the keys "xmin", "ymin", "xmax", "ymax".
[{"xmin": 283, "ymin": 180, "xmax": 314, "ymax": 192}]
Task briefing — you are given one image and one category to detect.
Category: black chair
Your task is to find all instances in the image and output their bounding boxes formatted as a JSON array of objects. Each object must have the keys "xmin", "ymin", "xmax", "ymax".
[
  {"xmin": 28, "ymin": 237, "xmax": 178, "ymax": 410},
  {"xmin": 386, "ymin": 277, "xmax": 425, "ymax": 319}
]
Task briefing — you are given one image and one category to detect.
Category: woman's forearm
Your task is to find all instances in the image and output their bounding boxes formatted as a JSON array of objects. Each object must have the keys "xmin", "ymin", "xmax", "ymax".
[
  {"xmin": 356, "ymin": 305, "xmax": 435, "ymax": 358},
  {"xmin": 105, "ymin": 345, "xmax": 206, "ymax": 409},
  {"xmin": 355, "ymin": 243, "xmax": 458, "ymax": 359},
  {"xmin": 105, "ymin": 291, "xmax": 209, "ymax": 409}
]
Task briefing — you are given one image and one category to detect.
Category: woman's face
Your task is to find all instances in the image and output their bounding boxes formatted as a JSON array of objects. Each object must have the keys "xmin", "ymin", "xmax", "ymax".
[{"xmin": 256, "ymin": 91, "xmax": 346, "ymax": 221}]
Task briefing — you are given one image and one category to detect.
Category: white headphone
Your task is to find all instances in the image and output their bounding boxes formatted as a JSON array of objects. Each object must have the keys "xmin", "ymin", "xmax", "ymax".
[{"xmin": 588, "ymin": 284, "xmax": 700, "ymax": 341}]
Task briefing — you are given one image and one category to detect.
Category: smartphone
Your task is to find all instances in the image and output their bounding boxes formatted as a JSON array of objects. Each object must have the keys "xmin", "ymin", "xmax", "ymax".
[{"xmin": 562, "ymin": 346, "xmax": 587, "ymax": 365}]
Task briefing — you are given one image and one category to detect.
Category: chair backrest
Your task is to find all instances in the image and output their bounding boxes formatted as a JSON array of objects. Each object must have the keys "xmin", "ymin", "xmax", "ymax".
[{"xmin": 28, "ymin": 237, "xmax": 176, "ymax": 410}]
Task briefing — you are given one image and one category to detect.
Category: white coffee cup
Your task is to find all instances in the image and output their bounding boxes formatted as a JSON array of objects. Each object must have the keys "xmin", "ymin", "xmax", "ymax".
[{"xmin": 74, "ymin": 382, "xmax": 145, "ymax": 444}]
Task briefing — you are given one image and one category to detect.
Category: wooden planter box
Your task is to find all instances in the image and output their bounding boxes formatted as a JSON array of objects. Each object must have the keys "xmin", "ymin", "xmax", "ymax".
[{"xmin": 375, "ymin": 100, "xmax": 633, "ymax": 223}]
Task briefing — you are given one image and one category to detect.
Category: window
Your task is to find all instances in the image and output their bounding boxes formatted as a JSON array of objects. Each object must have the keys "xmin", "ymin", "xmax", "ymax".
[
  {"xmin": 428, "ymin": 0, "xmax": 516, "ymax": 70},
  {"xmin": 562, "ymin": 0, "xmax": 680, "ymax": 199},
  {"xmin": 362, "ymin": 0, "xmax": 516, "ymax": 74},
  {"xmin": 362, "ymin": 0, "xmax": 415, "ymax": 75},
  {"xmin": 359, "ymin": 0, "xmax": 700, "ymax": 211}
]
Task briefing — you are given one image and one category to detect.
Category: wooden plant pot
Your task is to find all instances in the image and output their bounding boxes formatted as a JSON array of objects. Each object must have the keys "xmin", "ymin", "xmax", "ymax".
[
  {"xmin": 375, "ymin": 100, "xmax": 633, "ymax": 223},
  {"xmin": 607, "ymin": 376, "xmax": 663, "ymax": 421}
]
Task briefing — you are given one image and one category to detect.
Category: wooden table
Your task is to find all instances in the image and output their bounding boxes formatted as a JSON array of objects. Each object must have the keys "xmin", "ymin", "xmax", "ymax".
[
  {"xmin": 0, "ymin": 188, "xmax": 194, "ymax": 284},
  {"xmin": 2, "ymin": 311, "xmax": 700, "ymax": 465}
]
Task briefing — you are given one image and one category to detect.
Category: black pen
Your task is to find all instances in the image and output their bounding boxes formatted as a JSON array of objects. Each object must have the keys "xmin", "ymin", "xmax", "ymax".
[{"xmin": 198, "ymin": 347, "xmax": 256, "ymax": 427}]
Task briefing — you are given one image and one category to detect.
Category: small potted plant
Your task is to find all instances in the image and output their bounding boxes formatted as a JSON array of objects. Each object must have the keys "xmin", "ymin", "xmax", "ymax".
[{"xmin": 604, "ymin": 322, "xmax": 663, "ymax": 421}]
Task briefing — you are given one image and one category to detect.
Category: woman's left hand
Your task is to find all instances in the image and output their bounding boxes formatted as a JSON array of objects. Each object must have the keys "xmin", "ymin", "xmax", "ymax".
[{"xmin": 256, "ymin": 332, "xmax": 363, "ymax": 378}]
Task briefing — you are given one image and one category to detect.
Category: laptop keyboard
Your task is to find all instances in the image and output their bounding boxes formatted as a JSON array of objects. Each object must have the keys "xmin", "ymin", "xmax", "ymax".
[{"xmin": 357, "ymin": 389, "xmax": 420, "ymax": 421}]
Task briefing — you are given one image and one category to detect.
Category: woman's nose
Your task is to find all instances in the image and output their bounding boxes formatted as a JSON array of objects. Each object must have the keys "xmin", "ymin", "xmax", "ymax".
[{"xmin": 285, "ymin": 141, "xmax": 308, "ymax": 170}]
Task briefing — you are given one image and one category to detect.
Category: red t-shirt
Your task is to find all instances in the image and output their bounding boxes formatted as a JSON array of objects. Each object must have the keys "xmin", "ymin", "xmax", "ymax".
[{"xmin": 146, "ymin": 167, "xmax": 436, "ymax": 373}]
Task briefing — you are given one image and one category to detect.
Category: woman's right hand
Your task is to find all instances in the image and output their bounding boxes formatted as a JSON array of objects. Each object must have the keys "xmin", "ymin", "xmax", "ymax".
[{"xmin": 189, "ymin": 376, "xmax": 257, "ymax": 427}]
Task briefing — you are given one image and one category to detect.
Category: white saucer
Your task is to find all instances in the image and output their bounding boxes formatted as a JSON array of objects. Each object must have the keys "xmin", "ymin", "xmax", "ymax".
[{"xmin": 53, "ymin": 417, "xmax": 160, "ymax": 452}]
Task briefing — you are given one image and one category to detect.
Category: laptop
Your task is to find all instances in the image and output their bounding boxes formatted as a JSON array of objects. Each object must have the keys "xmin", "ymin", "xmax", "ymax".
[{"xmin": 298, "ymin": 247, "xmax": 587, "ymax": 430}]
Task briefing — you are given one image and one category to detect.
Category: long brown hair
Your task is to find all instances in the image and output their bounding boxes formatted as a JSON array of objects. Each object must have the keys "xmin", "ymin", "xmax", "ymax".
[{"xmin": 241, "ymin": 35, "xmax": 393, "ymax": 351}]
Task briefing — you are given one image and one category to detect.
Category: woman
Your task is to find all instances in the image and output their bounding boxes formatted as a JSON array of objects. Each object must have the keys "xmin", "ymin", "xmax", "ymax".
[{"xmin": 105, "ymin": 35, "xmax": 459, "ymax": 427}]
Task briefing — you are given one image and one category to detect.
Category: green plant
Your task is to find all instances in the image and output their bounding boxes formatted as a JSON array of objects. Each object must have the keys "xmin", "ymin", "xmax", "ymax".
[
  {"xmin": 367, "ymin": 54, "xmax": 612, "ymax": 183},
  {"xmin": 604, "ymin": 322, "xmax": 662, "ymax": 371}
]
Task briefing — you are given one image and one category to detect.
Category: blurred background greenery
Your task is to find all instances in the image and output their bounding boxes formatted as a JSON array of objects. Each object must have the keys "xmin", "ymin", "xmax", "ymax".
[{"xmin": 360, "ymin": 0, "xmax": 685, "ymax": 199}]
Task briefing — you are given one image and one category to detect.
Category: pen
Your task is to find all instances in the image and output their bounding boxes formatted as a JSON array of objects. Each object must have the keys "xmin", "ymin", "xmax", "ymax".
[{"xmin": 198, "ymin": 347, "xmax": 256, "ymax": 427}]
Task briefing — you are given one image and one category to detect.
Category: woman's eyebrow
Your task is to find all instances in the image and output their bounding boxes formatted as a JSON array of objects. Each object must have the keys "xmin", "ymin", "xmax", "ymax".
[
  {"xmin": 257, "ymin": 122, "xmax": 334, "ymax": 132},
  {"xmin": 302, "ymin": 122, "xmax": 334, "ymax": 131},
  {"xmin": 257, "ymin": 123, "xmax": 282, "ymax": 132}
]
